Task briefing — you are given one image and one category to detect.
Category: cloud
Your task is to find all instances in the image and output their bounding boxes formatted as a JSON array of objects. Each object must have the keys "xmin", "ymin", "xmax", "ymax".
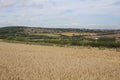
[
  {"xmin": 113, "ymin": 1, "xmax": 120, "ymax": 5},
  {"xmin": 0, "ymin": 0, "xmax": 17, "ymax": 9},
  {"xmin": 0, "ymin": 0, "xmax": 120, "ymax": 29}
]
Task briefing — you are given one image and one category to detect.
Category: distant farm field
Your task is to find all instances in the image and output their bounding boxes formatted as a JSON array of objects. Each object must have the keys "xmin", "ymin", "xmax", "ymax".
[
  {"xmin": 0, "ymin": 42, "xmax": 120, "ymax": 80},
  {"xmin": 31, "ymin": 33, "xmax": 60, "ymax": 37},
  {"xmin": 59, "ymin": 32, "xmax": 96, "ymax": 36}
]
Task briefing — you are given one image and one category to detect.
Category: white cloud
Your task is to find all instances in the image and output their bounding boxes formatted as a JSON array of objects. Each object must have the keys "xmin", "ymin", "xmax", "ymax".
[{"xmin": 0, "ymin": 0, "xmax": 120, "ymax": 29}]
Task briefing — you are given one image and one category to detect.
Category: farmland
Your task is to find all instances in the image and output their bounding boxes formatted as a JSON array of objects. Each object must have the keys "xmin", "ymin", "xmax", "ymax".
[
  {"xmin": 31, "ymin": 33, "xmax": 60, "ymax": 37},
  {"xmin": 0, "ymin": 27, "xmax": 120, "ymax": 80},
  {"xmin": 0, "ymin": 26, "xmax": 120, "ymax": 48},
  {"xmin": 0, "ymin": 42, "xmax": 120, "ymax": 80}
]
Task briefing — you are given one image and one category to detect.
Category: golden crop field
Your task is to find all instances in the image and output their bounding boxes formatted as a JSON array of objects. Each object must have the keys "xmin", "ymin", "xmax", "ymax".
[{"xmin": 0, "ymin": 42, "xmax": 120, "ymax": 80}]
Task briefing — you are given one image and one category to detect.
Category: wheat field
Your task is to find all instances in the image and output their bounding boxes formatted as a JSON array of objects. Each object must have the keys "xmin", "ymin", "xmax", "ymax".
[{"xmin": 0, "ymin": 42, "xmax": 120, "ymax": 80}]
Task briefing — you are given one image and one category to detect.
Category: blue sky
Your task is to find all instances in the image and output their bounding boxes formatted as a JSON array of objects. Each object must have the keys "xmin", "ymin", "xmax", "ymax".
[{"xmin": 0, "ymin": 0, "xmax": 120, "ymax": 29}]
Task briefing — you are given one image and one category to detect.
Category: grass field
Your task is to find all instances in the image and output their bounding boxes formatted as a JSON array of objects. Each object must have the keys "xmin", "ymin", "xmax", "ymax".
[
  {"xmin": 59, "ymin": 32, "xmax": 96, "ymax": 36},
  {"xmin": 31, "ymin": 33, "xmax": 60, "ymax": 37},
  {"xmin": 85, "ymin": 33, "xmax": 120, "ymax": 39},
  {"xmin": 0, "ymin": 42, "xmax": 120, "ymax": 80}
]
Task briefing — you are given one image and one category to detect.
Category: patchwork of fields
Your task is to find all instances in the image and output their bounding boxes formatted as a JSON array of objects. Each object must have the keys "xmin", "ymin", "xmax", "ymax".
[{"xmin": 0, "ymin": 42, "xmax": 120, "ymax": 80}]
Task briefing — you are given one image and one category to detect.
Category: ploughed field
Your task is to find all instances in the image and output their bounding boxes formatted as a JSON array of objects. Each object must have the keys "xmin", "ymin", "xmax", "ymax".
[{"xmin": 0, "ymin": 42, "xmax": 120, "ymax": 80}]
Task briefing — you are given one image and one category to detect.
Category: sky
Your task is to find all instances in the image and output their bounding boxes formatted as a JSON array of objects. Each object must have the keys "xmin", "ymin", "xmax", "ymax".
[{"xmin": 0, "ymin": 0, "xmax": 120, "ymax": 29}]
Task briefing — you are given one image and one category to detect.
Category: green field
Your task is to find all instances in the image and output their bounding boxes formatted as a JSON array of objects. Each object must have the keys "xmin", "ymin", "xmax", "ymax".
[{"xmin": 31, "ymin": 33, "xmax": 60, "ymax": 37}]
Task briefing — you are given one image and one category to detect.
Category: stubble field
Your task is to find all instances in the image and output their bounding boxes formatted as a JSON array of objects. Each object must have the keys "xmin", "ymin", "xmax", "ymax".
[{"xmin": 0, "ymin": 42, "xmax": 120, "ymax": 80}]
